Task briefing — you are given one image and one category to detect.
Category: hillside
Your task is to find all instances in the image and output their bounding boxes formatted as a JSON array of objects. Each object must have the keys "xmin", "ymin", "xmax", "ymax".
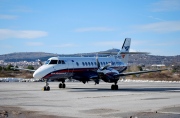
[
  {"xmin": 0, "ymin": 52, "xmax": 58, "ymax": 62},
  {"xmin": 0, "ymin": 49, "xmax": 179, "ymax": 66}
]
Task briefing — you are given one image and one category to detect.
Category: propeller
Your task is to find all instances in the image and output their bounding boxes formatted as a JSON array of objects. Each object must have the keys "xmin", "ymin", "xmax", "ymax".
[
  {"xmin": 96, "ymin": 54, "xmax": 111, "ymax": 70},
  {"xmin": 94, "ymin": 55, "xmax": 101, "ymax": 85},
  {"xmin": 96, "ymin": 56, "xmax": 100, "ymax": 69},
  {"xmin": 101, "ymin": 63, "xmax": 111, "ymax": 70},
  {"xmin": 95, "ymin": 55, "xmax": 119, "ymax": 83}
]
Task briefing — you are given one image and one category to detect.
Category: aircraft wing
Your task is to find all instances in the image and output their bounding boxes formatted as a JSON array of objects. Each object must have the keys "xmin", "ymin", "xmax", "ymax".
[
  {"xmin": 11, "ymin": 67, "xmax": 36, "ymax": 72},
  {"xmin": 115, "ymin": 69, "xmax": 167, "ymax": 77}
]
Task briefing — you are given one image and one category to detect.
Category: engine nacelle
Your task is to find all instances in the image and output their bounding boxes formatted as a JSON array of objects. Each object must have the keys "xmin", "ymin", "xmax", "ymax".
[{"xmin": 97, "ymin": 67, "xmax": 119, "ymax": 83}]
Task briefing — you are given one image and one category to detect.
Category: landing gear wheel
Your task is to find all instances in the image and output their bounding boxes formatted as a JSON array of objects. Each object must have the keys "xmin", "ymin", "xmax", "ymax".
[
  {"xmin": 111, "ymin": 85, "xmax": 118, "ymax": 90},
  {"xmin": 59, "ymin": 83, "xmax": 62, "ymax": 88},
  {"xmin": 47, "ymin": 86, "xmax": 50, "ymax": 91},
  {"xmin": 111, "ymin": 85, "xmax": 114, "ymax": 90},
  {"xmin": 59, "ymin": 83, "xmax": 66, "ymax": 89},
  {"xmin": 43, "ymin": 86, "xmax": 50, "ymax": 91},
  {"xmin": 115, "ymin": 85, "xmax": 118, "ymax": 90},
  {"xmin": 63, "ymin": 84, "xmax": 66, "ymax": 88}
]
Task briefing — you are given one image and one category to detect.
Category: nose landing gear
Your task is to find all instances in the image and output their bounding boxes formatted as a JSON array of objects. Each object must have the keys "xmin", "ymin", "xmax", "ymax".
[
  {"xmin": 59, "ymin": 83, "xmax": 66, "ymax": 88},
  {"xmin": 43, "ymin": 79, "xmax": 50, "ymax": 91}
]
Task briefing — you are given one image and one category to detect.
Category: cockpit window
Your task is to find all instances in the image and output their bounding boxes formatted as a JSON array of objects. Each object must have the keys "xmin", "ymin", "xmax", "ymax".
[
  {"xmin": 49, "ymin": 60, "xmax": 58, "ymax": 64},
  {"xmin": 45, "ymin": 60, "xmax": 50, "ymax": 64},
  {"xmin": 58, "ymin": 60, "xmax": 62, "ymax": 64}
]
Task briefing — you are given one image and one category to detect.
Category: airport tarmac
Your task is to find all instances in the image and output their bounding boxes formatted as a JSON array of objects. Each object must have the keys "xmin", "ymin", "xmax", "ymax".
[{"xmin": 0, "ymin": 81, "xmax": 180, "ymax": 118}]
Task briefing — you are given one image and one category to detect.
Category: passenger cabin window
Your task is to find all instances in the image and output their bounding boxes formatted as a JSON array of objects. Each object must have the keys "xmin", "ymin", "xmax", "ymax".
[
  {"xmin": 94, "ymin": 62, "xmax": 96, "ymax": 65},
  {"xmin": 76, "ymin": 62, "xmax": 79, "ymax": 66},
  {"xmin": 58, "ymin": 60, "xmax": 65, "ymax": 64},
  {"xmin": 82, "ymin": 62, "xmax": 85, "ymax": 66},
  {"xmin": 49, "ymin": 60, "xmax": 58, "ymax": 64},
  {"xmin": 91, "ymin": 62, "xmax": 93, "ymax": 66}
]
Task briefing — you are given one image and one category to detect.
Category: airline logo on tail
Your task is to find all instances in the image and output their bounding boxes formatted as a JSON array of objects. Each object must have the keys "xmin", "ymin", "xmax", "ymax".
[
  {"xmin": 120, "ymin": 38, "xmax": 131, "ymax": 61},
  {"xmin": 124, "ymin": 46, "xmax": 130, "ymax": 51}
]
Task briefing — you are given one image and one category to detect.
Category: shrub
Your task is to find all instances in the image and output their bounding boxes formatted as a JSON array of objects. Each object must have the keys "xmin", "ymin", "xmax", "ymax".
[{"xmin": 27, "ymin": 65, "xmax": 34, "ymax": 70}]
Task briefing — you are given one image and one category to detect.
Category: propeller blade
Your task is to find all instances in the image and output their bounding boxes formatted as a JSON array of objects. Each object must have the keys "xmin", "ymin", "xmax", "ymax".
[
  {"xmin": 102, "ymin": 63, "xmax": 111, "ymax": 70},
  {"xmin": 96, "ymin": 53, "xmax": 111, "ymax": 71},
  {"xmin": 96, "ymin": 57, "xmax": 100, "ymax": 69}
]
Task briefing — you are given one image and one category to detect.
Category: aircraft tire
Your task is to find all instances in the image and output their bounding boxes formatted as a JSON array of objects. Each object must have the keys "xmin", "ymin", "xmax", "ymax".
[
  {"xmin": 111, "ymin": 85, "xmax": 115, "ymax": 90},
  {"xmin": 115, "ymin": 85, "xmax": 118, "ymax": 90},
  {"xmin": 43, "ymin": 86, "xmax": 50, "ymax": 91},
  {"xmin": 59, "ymin": 83, "xmax": 62, "ymax": 88},
  {"xmin": 43, "ymin": 86, "xmax": 46, "ymax": 91},
  {"xmin": 47, "ymin": 86, "xmax": 50, "ymax": 91},
  {"xmin": 111, "ymin": 85, "xmax": 118, "ymax": 90},
  {"xmin": 63, "ymin": 84, "xmax": 66, "ymax": 88}
]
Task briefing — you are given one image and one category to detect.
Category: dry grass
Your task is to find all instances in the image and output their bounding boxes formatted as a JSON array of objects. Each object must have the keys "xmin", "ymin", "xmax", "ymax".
[
  {"xmin": 130, "ymin": 71, "xmax": 180, "ymax": 81},
  {"xmin": 126, "ymin": 66, "xmax": 180, "ymax": 81},
  {"xmin": 15, "ymin": 71, "xmax": 33, "ymax": 78},
  {"xmin": 0, "ymin": 68, "xmax": 180, "ymax": 81},
  {"xmin": 0, "ymin": 71, "xmax": 33, "ymax": 78},
  {"xmin": 0, "ymin": 71, "xmax": 15, "ymax": 77}
]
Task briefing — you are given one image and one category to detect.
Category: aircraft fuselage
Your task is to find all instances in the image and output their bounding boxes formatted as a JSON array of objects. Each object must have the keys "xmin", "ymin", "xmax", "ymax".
[{"xmin": 33, "ymin": 56, "xmax": 127, "ymax": 82}]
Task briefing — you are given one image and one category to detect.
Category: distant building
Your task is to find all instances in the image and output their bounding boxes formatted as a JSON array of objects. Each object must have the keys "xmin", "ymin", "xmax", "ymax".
[{"xmin": 151, "ymin": 64, "xmax": 166, "ymax": 69}]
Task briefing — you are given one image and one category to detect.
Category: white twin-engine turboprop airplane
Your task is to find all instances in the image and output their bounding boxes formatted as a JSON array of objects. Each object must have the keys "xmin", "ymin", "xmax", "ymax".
[{"xmin": 13, "ymin": 38, "xmax": 166, "ymax": 91}]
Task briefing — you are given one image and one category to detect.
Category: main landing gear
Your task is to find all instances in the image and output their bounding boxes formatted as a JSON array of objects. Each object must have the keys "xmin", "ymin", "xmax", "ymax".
[
  {"xmin": 43, "ymin": 79, "xmax": 50, "ymax": 91},
  {"xmin": 111, "ymin": 82, "xmax": 118, "ymax": 90},
  {"xmin": 59, "ymin": 80, "xmax": 66, "ymax": 89}
]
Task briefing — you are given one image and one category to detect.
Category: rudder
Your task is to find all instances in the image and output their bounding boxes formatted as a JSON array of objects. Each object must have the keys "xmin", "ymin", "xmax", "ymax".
[{"xmin": 118, "ymin": 38, "xmax": 131, "ymax": 64}]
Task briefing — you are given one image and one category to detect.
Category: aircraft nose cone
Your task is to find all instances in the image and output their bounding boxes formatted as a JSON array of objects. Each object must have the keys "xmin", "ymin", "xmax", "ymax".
[
  {"xmin": 33, "ymin": 65, "xmax": 52, "ymax": 79},
  {"xmin": 33, "ymin": 70, "xmax": 43, "ymax": 79},
  {"xmin": 33, "ymin": 71, "xmax": 38, "ymax": 78}
]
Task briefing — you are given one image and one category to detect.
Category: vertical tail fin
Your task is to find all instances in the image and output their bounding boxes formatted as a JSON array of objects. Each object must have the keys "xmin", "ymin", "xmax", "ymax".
[
  {"xmin": 121, "ymin": 38, "xmax": 131, "ymax": 52},
  {"xmin": 117, "ymin": 38, "xmax": 131, "ymax": 64}
]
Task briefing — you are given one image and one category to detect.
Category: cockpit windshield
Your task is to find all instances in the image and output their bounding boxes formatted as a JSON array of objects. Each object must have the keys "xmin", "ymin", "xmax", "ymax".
[
  {"xmin": 45, "ymin": 60, "xmax": 50, "ymax": 65},
  {"xmin": 45, "ymin": 59, "xmax": 65, "ymax": 65},
  {"xmin": 44, "ymin": 59, "xmax": 58, "ymax": 64},
  {"xmin": 49, "ymin": 60, "xmax": 58, "ymax": 64}
]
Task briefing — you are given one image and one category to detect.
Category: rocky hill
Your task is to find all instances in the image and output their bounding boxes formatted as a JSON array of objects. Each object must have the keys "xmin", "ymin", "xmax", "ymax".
[
  {"xmin": 0, "ymin": 49, "xmax": 179, "ymax": 66},
  {"xmin": 0, "ymin": 52, "xmax": 58, "ymax": 62}
]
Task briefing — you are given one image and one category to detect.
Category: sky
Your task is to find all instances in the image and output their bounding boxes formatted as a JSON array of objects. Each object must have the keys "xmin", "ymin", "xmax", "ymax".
[{"xmin": 0, "ymin": 0, "xmax": 180, "ymax": 56}]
